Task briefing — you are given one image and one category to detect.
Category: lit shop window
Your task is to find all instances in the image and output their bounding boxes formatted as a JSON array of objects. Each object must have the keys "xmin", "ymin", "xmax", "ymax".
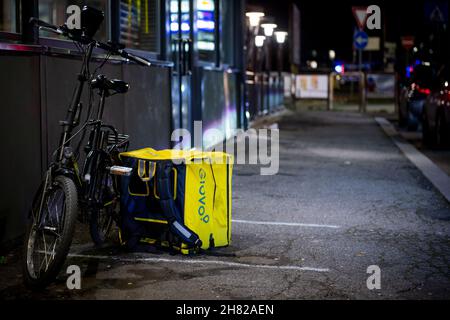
[
  {"xmin": 170, "ymin": 0, "xmax": 190, "ymax": 35},
  {"xmin": 119, "ymin": 0, "xmax": 159, "ymax": 52},
  {"xmin": 38, "ymin": 0, "xmax": 108, "ymax": 41},
  {"xmin": 0, "ymin": 0, "xmax": 19, "ymax": 33},
  {"xmin": 196, "ymin": 0, "xmax": 216, "ymax": 62}
]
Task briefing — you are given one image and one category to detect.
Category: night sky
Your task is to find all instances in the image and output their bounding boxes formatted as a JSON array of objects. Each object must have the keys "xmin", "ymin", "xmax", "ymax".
[{"xmin": 247, "ymin": 0, "xmax": 444, "ymax": 65}]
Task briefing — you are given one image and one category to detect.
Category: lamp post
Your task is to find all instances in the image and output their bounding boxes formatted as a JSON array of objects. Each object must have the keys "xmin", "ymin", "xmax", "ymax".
[
  {"xmin": 328, "ymin": 49, "xmax": 336, "ymax": 71},
  {"xmin": 245, "ymin": 12, "xmax": 265, "ymax": 72},
  {"xmin": 245, "ymin": 11, "xmax": 265, "ymax": 121},
  {"xmin": 254, "ymin": 35, "xmax": 266, "ymax": 72},
  {"xmin": 274, "ymin": 31, "xmax": 288, "ymax": 107},
  {"xmin": 261, "ymin": 23, "xmax": 277, "ymax": 71},
  {"xmin": 274, "ymin": 31, "xmax": 288, "ymax": 73},
  {"xmin": 260, "ymin": 22, "xmax": 277, "ymax": 114}
]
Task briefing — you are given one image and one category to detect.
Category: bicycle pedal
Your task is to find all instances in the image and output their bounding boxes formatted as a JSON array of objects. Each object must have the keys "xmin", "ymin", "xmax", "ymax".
[{"xmin": 109, "ymin": 166, "xmax": 133, "ymax": 177}]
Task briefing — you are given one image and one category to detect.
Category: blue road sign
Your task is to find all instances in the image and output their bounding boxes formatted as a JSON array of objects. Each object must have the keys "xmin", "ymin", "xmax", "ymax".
[{"xmin": 354, "ymin": 31, "xmax": 368, "ymax": 50}]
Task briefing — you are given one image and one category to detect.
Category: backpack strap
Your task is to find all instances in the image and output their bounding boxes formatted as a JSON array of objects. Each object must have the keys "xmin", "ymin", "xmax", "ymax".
[
  {"xmin": 137, "ymin": 160, "xmax": 156, "ymax": 182},
  {"xmin": 156, "ymin": 161, "xmax": 202, "ymax": 250}
]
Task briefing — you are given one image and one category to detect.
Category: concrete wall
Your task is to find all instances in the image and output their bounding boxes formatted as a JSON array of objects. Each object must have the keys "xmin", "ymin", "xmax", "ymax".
[{"xmin": 0, "ymin": 51, "xmax": 172, "ymax": 247}]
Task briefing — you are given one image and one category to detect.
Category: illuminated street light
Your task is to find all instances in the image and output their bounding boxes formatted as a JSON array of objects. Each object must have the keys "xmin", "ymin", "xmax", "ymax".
[
  {"xmin": 255, "ymin": 35, "xmax": 266, "ymax": 48},
  {"xmin": 261, "ymin": 23, "xmax": 277, "ymax": 37},
  {"xmin": 246, "ymin": 12, "xmax": 265, "ymax": 27},
  {"xmin": 274, "ymin": 31, "xmax": 288, "ymax": 44},
  {"xmin": 329, "ymin": 50, "xmax": 336, "ymax": 60}
]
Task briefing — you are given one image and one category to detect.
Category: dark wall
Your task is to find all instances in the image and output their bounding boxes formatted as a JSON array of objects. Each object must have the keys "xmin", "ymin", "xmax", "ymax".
[
  {"xmin": 0, "ymin": 52, "xmax": 172, "ymax": 247},
  {"xmin": 123, "ymin": 64, "xmax": 172, "ymax": 150},
  {"xmin": 0, "ymin": 54, "xmax": 42, "ymax": 247}
]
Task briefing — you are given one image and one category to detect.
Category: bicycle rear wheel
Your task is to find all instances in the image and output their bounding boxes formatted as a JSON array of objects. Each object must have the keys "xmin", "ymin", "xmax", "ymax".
[
  {"xmin": 22, "ymin": 175, "xmax": 78, "ymax": 290},
  {"xmin": 89, "ymin": 159, "xmax": 116, "ymax": 246}
]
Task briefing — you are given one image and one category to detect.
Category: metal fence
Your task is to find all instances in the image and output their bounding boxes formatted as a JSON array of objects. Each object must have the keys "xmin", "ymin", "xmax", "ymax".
[
  {"xmin": 246, "ymin": 71, "xmax": 286, "ymax": 120},
  {"xmin": 289, "ymin": 71, "xmax": 396, "ymax": 114}
]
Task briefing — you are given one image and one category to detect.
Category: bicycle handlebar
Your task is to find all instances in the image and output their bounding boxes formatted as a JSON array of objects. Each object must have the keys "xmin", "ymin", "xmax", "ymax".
[
  {"xmin": 30, "ymin": 17, "xmax": 66, "ymax": 36},
  {"xmin": 95, "ymin": 41, "xmax": 151, "ymax": 67},
  {"xmin": 29, "ymin": 18, "xmax": 152, "ymax": 67}
]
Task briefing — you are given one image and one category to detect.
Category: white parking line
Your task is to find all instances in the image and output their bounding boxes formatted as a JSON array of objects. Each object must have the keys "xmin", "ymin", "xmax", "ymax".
[
  {"xmin": 68, "ymin": 253, "xmax": 330, "ymax": 273},
  {"xmin": 233, "ymin": 219, "xmax": 340, "ymax": 229}
]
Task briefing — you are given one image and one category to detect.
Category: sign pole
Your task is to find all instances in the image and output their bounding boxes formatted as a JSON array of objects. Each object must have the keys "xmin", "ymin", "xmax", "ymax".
[
  {"xmin": 358, "ymin": 49, "xmax": 362, "ymax": 72},
  {"xmin": 358, "ymin": 48, "xmax": 362, "ymax": 113},
  {"xmin": 352, "ymin": 7, "xmax": 370, "ymax": 114}
]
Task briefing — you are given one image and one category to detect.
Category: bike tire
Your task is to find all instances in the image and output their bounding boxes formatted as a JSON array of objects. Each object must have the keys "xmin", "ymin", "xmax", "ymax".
[
  {"xmin": 22, "ymin": 175, "xmax": 78, "ymax": 290},
  {"xmin": 89, "ymin": 206, "xmax": 114, "ymax": 246},
  {"xmin": 88, "ymin": 161, "xmax": 115, "ymax": 247}
]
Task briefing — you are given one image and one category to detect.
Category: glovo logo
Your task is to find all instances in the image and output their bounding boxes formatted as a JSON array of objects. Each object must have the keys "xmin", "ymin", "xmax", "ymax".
[{"xmin": 198, "ymin": 168, "xmax": 210, "ymax": 224}]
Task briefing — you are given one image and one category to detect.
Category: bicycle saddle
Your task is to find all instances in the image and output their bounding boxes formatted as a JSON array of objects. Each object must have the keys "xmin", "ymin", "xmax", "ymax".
[{"xmin": 91, "ymin": 75, "xmax": 129, "ymax": 95}]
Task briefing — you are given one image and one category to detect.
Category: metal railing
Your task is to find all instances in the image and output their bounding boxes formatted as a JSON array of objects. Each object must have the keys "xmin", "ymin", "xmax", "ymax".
[{"xmin": 246, "ymin": 71, "xmax": 287, "ymax": 120}]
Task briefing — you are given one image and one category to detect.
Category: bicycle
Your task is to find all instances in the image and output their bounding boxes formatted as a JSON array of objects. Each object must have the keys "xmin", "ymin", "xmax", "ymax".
[{"xmin": 22, "ymin": 6, "xmax": 151, "ymax": 289}]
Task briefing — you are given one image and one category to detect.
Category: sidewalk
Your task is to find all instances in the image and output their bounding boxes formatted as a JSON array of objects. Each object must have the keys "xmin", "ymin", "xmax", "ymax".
[{"xmin": 1, "ymin": 109, "xmax": 450, "ymax": 300}]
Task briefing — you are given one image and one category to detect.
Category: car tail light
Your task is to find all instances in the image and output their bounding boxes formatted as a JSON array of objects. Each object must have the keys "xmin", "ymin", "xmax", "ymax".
[
  {"xmin": 413, "ymin": 84, "xmax": 431, "ymax": 95},
  {"xmin": 417, "ymin": 88, "xmax": 431, "ymax": 95}
]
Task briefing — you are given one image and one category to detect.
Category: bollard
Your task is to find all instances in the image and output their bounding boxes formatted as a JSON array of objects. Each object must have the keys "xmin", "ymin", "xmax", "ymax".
[{"xmin": 328, "ymin": 73, "xmax": 335, "ymax": 111}]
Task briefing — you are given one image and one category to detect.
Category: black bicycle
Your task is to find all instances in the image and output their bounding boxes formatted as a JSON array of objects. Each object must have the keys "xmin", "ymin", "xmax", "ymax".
[{"xmin": 22, "ymin": 6, "xmax": 151, "ymax": 289}]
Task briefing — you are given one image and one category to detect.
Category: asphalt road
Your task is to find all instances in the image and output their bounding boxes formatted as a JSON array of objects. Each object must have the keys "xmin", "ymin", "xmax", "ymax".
[{"xmin": 1, "ymin": 109, "xmax": 450, "ymax": 300}]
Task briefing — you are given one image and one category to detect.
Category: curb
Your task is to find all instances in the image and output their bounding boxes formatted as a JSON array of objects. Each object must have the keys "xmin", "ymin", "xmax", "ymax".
[
  {"xmin": 249, "ymin": 107, "xmax": 290, "ymax": 129},
  {"xmin": 375, "ymin": 117, "xmax": 450, "ymax": 203}
]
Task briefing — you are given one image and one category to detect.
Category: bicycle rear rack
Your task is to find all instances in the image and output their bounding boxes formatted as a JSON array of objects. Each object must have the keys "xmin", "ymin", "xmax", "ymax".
[{"xmin": 107, "ymin": 133, "xmax": 129, "ymax": 147}]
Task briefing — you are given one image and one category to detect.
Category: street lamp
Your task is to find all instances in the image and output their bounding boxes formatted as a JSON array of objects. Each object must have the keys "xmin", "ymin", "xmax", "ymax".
[
  {"xmin": 255, "ymin": 35, "xmax": 266, "ymax": 48},
  {"xmin": 261, "ymin": 23, "xmax": 277, "ymax": 37},
  {"xmin": 329, "ymin": 50, "xmax": 336, "ymax": 61},
  {"xmin": 260, "ymin": 23, "xmax": 276, "ymax": 72},
  {"xmin": 274, "ymin": 31, "xmax": 288, "ymax": 44},
  {"xmin": 246, "ymin": 12, "xmax": 265, "ymax": 28},
  {"xmin": 274, "ymin": 31, "xmax": 288, "ymax": 73}
]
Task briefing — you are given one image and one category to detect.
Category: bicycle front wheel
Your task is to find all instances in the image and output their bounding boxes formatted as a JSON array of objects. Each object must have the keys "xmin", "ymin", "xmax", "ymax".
[{"xmin": 22, "ymin": 175, "xmax": 78, "ymax": 290}]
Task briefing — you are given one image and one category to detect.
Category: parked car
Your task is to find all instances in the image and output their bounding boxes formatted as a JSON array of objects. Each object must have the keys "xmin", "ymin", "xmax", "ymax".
[
  {"xmin": 398, "ymin": 63, "xmax": 435, "ymax": 130},
  {"xmin": 423, "ymin": 65, "xmax": 450, "ymax": 148}
]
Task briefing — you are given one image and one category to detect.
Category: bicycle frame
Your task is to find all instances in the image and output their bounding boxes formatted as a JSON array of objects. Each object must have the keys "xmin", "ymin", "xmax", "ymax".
[
  {"xmin": 82, "ymin": 89, "xmax": 124, "ymax": 208},
  {"xmin": 32, "ymin": 44, "xmax": 94, "ymax": 223},
  {"xmin": 58, "ymin": 44, "xmax": 94, "ymax": 163}
]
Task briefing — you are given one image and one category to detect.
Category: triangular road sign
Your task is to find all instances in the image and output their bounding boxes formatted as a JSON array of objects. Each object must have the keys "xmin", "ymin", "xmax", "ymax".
[
  {"xmin": 352, "ymin": 6, "xmax": 368, "ymax": 30},
  {"xmin": 430, "ymin": 6, "xmax": 445, "ymax": 23}
]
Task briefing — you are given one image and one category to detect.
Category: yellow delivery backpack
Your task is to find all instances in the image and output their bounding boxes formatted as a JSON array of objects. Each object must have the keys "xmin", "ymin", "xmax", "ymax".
[{"xmin": 118, "ymin": 148, "xmax": 233, "ymax": 254}]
